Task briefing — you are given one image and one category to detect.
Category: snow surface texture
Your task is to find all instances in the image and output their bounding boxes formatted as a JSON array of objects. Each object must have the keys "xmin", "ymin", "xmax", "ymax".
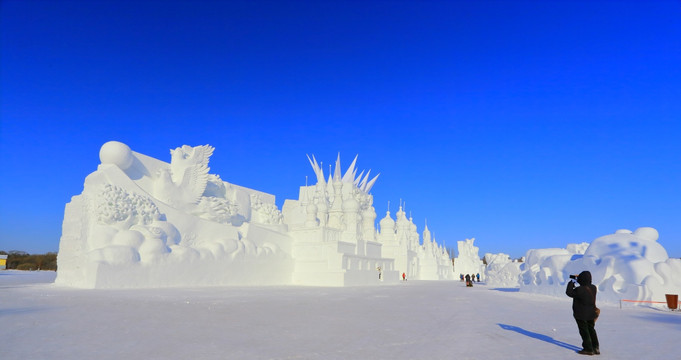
[
  {"xmin": 2, "ymin": 271, "xmax": 679, "ymax": 360},
  {"xmin": 485, "ymin": 227, "xmax": 681, "ymax": 305},
  {"xmin": 56, "ymin": 142, "xmax": 453, "ymax": 288}
]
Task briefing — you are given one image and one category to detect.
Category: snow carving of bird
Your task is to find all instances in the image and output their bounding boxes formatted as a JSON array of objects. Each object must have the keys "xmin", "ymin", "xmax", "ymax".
[{"xmin": 153, "ymin": 145, "xmax": 214, "ymax": 208}]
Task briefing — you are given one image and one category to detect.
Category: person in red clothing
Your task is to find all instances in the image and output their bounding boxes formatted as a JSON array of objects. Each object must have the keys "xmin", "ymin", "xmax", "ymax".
[{"xmin": 402, "ymin": 272, "xmax": 406, "ymax": 281}]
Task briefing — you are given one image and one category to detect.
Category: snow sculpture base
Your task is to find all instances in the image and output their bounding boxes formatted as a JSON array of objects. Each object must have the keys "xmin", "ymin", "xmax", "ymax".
[{"xmin": 289, "ymin": 226, "xmax": 399, "ymax": 286}]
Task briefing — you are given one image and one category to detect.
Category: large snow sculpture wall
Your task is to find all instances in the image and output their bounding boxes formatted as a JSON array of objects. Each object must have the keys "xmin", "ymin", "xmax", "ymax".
[
  {"xmin": 517, "ymin": 228, "xmax": 681, "ymax": 304},
  {"xmin": 56, "ymin": 143, "xmax": 455, "ymax": 288}
]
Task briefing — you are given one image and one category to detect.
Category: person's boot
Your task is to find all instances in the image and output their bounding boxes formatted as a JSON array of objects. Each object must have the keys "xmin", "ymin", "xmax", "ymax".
[
  {"xmin": 577, "ymin": 349, "xmax": 594, "ymax": 355},
  {"xmin": 594, "ymin": 348, "xmax": 600, "ymax": 355}
]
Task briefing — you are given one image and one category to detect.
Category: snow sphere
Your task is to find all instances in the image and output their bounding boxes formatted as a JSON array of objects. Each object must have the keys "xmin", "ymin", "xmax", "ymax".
[
  {"xmin": 633, "ymin": 227, "xmax": 659, "ymax": 242},
  {"xmin": 99, "ymin": 141, "xmax": 133, "ymax": 170}
]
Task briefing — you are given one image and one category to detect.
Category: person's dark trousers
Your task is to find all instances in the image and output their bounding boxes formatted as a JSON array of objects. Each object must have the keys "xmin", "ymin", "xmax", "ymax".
[{"xmin": 575, "ymin": 318, "xmax": 599, "ymax": 352}]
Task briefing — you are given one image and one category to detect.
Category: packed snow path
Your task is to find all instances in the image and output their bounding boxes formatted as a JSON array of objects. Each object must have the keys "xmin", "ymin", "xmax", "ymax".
[{"xmin": 1, "ymin": 271, "xmax": 678, "ymax": 359}]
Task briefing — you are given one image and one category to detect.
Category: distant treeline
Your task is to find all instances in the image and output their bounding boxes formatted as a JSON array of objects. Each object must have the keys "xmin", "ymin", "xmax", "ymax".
[{"xmin": 1, "ymin": 251, "xmax": 57, "ymax": 271}]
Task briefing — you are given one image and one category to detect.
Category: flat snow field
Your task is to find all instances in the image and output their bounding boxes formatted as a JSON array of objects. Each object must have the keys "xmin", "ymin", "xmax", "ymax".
[{"xmin": 1, "ymin": 271, "xmax": 678, "ymax": 360}]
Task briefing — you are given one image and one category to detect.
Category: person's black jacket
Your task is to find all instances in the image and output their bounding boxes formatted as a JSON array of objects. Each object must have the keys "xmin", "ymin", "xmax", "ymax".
[{"xmin": 566, "ymin": 271, "xmax": 598, "ymax": 321}]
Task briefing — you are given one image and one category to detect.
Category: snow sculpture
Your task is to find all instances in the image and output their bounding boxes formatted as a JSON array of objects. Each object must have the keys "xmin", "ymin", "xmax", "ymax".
[
  {"xmin": 282, "ymin": 154, "xmax": 396, "ymax": 285},
  {"xmin": 377, "ymin": 209, "xmax": 454, "ymax": 281},
  {"xmin": 57, "ymin": 143, "xmax": 455, "ymax": 288},
  {"xmin": 57, "ymin": 141, "xmax": 292, "ymax": 288},
  {"xmin": 453, "ymin": 238, "xmax": 484, "ymax": 280},
  {"xmin": 483, "ymin": 253, "xmax": 522, "ymax": 288},
  {"xmin": 417, "ymin": 222, "xmax": 455, "ymax": 280},
  {"xmin": 517, "ymin": 228, "xmax": 681, "ymax": 305},
  {"xmin": 153, "ymin": 145, "xmax": 213, "ymax": 209},
  {"xmin": 282, "ymin": 154, "xmax": 454, "ymax": 285}
]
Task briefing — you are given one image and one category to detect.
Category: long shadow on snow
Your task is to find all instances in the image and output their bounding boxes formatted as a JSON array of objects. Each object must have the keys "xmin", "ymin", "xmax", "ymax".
[{"xmin": 498, "ymin": 324, "xmax": 581, "ymax": 352}]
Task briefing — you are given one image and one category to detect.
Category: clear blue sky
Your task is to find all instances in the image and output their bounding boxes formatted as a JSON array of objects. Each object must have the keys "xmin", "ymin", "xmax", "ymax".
[{"xmin": 1, "ymin": 0, "xmax": 680, "ymax": 259}]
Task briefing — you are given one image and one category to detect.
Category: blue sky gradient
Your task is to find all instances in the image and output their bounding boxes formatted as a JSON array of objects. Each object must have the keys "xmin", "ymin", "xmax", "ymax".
[{"xmin": 2, "ymin": 0, "xmax": 680, "ymax": 258}]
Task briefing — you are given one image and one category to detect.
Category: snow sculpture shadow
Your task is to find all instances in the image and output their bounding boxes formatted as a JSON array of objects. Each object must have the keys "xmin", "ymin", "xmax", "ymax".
[
  {"xmin": 490, "ymin": 288, "xmax": 519, "ymax": 292},
  {"xmin": 632, "ymin": 313, "xmax": 681, "ymax": 329},
  {"xmin": 497, "ymin": 324, "xmax": 580, "ymax": 352}
]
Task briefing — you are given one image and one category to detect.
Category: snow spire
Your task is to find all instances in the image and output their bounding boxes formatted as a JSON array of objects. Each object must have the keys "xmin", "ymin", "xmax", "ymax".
[
  {"xmin": 359, "ymin": 170, "xmax": 371, "ymax": 190},
  {"xmin": 304, "ymin": 175, "xmax": 309, "ymax": 204},
  {"xmin": 333, "ymin": 153, "xmax": 342, "ymax": 181},
  {"xmin": 342, "ymin": 154, "xmax": 358, "ymax": 183},
  {"xmin": 354, "ymin": 170, "xmax": 365, "ymax": 187},
  {"xmin": 306, "ymin": 154, "xmax": 325, "ymax": 186},
  {"xmin": 364, "ymin": 173, "xmax": 379, "ymax": 193}
]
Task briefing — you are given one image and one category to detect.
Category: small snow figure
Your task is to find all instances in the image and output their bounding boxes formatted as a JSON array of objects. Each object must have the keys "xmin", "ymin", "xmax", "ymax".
[{"xmin": 402, "ymin": 272, "xmax": 406, "ymax": 281}]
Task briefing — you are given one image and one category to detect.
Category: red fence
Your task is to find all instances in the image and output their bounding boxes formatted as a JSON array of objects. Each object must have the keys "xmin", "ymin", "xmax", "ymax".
[{"xmin": 619, "ymin": 298, "xmax": 679, "ymax": 309}]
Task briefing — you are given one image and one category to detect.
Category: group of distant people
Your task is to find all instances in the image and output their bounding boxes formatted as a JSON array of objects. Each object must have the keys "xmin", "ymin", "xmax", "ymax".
[{"xmin": 460, "ymin": 273, "xmax": 480, "ymax": 287}]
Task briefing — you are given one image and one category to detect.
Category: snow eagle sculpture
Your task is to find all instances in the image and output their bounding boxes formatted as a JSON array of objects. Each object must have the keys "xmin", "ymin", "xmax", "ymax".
[{"xmin": 154, "ymin": 145, "xmax": 214, "ymax": 208}]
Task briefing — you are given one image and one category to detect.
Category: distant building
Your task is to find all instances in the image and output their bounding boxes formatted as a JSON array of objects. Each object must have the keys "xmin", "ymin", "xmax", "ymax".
[{"xmin": 0, "ymin": 255, "xmax": 7, "ymax": 270}]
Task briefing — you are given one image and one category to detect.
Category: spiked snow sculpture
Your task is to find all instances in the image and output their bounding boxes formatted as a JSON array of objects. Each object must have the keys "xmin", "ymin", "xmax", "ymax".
[{"xmin": 283, "ymin": 154, "xmax": 453, "ymax": 285}]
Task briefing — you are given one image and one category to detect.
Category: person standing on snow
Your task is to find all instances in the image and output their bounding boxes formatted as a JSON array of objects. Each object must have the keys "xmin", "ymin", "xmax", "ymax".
[{"xmin": 566, "ymin": 271, "xmax": 600, "ymax": 356}]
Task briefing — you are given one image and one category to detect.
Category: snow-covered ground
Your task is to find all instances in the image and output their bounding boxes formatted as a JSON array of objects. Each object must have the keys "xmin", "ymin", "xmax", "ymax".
[{"xmin": 1, "ymin": 271, "xmax": 678, "ymax": 359}]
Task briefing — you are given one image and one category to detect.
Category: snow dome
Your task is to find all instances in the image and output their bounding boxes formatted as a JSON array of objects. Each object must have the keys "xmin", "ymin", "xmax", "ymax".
[{"xmin": 99, "ymin": 141, "xmax": 134, "ymax": 170}]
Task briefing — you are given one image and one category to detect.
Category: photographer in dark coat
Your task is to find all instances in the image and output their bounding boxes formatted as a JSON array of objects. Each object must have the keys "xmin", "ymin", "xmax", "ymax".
[{"xmin": 566, "ymin": 271, "xmax": 600, "ymax": 355}]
